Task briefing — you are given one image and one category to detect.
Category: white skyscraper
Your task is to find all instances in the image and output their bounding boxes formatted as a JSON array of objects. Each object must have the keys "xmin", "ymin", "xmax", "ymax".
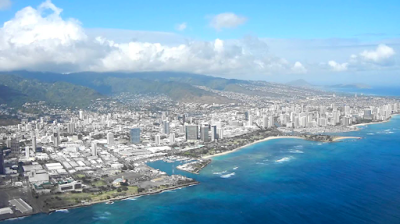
[
  {"xmin": 107, "ymin": 133, "xmax": 114, "ymax": 146},
  {"xmin": 79, "ymin": 110, "xmax": 84, "ymax": 120},
  {"xmin": 31, "ymin": 132, "xmax": 36, "ymax": 152},
  {"xmin": 155, "ymin": 135, "xmax": 161, "ymax": 145},
  {"xmin": 248, "ymin": 115, "xmax": 253, "ymax": 127},
  {"xmin": 262, "ymin": 116, "xmax": 268, "ymax": 128},
  {"xmin": 169, "ymin": 133, "xmax": 175, "ymax": 144},
  {"xmin": 91, "ymin": 143, "xmax": 97, "ymax": 156},
  {"xmin": 25, "ymin": 146, "xmax": 30, "ymax": 158}
]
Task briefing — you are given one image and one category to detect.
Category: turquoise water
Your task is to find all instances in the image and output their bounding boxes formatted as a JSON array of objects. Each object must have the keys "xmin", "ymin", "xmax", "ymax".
[{"xmin": 6, "ymin": 115, "xmax": 400, "ymax": 223}]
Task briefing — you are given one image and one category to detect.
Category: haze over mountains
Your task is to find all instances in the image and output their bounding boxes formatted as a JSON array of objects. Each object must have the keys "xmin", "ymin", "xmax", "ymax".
[{"xmin": 0, "ymin": 71, "xmax": 251, "ymax": 107}]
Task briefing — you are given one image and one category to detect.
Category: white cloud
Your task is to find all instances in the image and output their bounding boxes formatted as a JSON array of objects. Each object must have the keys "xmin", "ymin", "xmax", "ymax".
[
  {"xmin": 209, "ymin": 13, "xmax": 247, "ymax": 31},
  {"xmin": 175, "ymin": 22, "xmax": 187, "ymax": 31},
  {"xmin": 359, "ymin": 44, "xmax": 395, "ymax": 62},
  {"xmin": 328, "ymin": 61, "xmax": 348, "ymax": 71},
  {"xmin": 0, "ymin": 0, "xmax": 11, "ymax": 10},
  {"xmin": 326, "ymin": 44, "xmax": 397, "ymax": 72},
  {"xmin": 0, "ymin": 1, "xmax": 398, "ymax": 81},
  {"xmin": 0, "ymin": 1, "xmax": 301, "ymax": 78},
  {"xmin": 292, "ymin": 61, "xmax": 307, "ymax": 73}
]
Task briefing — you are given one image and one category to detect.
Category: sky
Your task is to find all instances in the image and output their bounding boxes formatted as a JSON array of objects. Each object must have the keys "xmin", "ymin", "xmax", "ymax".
[{"xmin": 0, "ymin": 0, "xmax": 399, "ymax": 86}]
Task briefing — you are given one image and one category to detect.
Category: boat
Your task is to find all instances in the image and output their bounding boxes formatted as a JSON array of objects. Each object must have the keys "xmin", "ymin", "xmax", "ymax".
[{"xmin": 105, "ymin": 201, "xmax": 114, "ymax": 205}]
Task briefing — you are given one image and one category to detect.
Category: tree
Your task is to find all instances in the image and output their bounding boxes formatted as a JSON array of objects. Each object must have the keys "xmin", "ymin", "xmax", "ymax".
[{"xmin": 117, "ymin": 188, "xmax": 122, "ymax": 192}]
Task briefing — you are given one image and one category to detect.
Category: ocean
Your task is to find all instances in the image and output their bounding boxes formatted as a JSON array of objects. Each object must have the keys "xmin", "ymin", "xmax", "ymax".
[
  {"xmin": 330, "ymin": 86, "xmax": 400, "ymax": 97},
  {"xmin": 5, "ymin": 116, "xmax": 400, "ymax": 224}
]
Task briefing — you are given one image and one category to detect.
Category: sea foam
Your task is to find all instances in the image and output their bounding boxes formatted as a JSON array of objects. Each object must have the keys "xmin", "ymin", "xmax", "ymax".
[
  {"xmin": 275, "ymin": 157, "xmax": 293, "ymax": 163},
  {"xmin": 220, "ymin": 172, "xmax": 235, "ymax": 178}
]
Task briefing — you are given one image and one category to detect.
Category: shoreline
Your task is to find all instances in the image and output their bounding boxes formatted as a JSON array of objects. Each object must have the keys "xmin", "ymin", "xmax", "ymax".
[
  {"xmin": 332, "ymin": 136, "xmax": 361, "ymax": 141},
  {"xmin": 0, "ymin": 182, "xmax": 198, "ymax": 222},
  {"xmin": 351, "ymin": 114, "xmax": 398, "ymax": 127},
  {"xmin": 202, "ymin": 136, "xmax": 305, "ymax": 159}
]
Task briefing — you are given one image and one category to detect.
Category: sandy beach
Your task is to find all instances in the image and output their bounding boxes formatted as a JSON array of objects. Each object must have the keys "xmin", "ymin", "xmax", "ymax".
[
  {"xmin": 332, "ymin": 136, "xmax": 361, "ymax": 141},
  {"xmin": 202, "ymin": 136, "xmax": 304, "ymax": 159},
  {"xmin": 351, "ymin": 114, "xmax": 398, "ymax": 127}
]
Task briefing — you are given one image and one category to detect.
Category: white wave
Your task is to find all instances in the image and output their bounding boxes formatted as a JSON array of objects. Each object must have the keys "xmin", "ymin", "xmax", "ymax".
[
  {"xmin": 289, "ymin": 149, "xmax": 304, "ymax": 154},
  {"xmin": 94, "ymin": 216, "xmax": 109, "ymax": 220},
  {"xmin": 220, "ymin": 172, "xmax": 235, "ymax": 178},
  {"xmin": 124, "ymin": 196, "xmax": 141, "ymax": 201},
  {"xmin": 233, "ymin": 166, "xmax": 239, "ymax": 170},
  {"xmin": 294, "ymin": 145, "xmax": 304, "ymax": 149},
  {"xmin": 213, "ymin": 170, "xmax": 227, "ymax": 175},
  {"xmin": 256, "ymin": 162, "xmax": 266, "ymax": 165},
  {"xmin": 367, "ymin": 133, "xmax": 375, "ymax": 135},
  {"xmin": 275, "ymin": 157, "xmax": 293, "ymax": 163},
  {"xmin": 56, "ymin": 209, "xmax": 69, "ymax": 213},
  {"xmin": 6, "ymin": 217, "xmax": 26, "ymax": 221}
]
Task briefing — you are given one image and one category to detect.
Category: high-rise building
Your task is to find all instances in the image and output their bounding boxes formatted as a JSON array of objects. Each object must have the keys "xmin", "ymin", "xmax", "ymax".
[
  {"xmin": 53, "ymin": 133, "xmax": 59, "ymax": 147},
  {"xmin": 25, "ymin": 146, "xmax": 30, "ymax": 159},
  {"xmin": 185, "ymin": 125, "xmax": 198, "ymax": 141},
  {"xmin": 79, "ymin": 110, "xmax": 84, "ymax": 120},
  {"xmin": 91, "ymin": 142, "xmax": 97, "ymax": 156},
  {"xmin": 200, "ymin": 126, "xmax": 210, "ymax": 142},
  {"xmin": 169, "ymin": 133, "xmax": 175, "ymax": 144},
  {"xmin": 67, "ymin": 123, "xmax": 75, "ymax": 134},
  {"xmin": 155, "ymin": 135, "xmax": 161, "ymax": 145},
  {"xmin": 248, "ymin": 115, "xmax": 253, "ymax": 127},
  {"xmin": 244, "ymin": 111, "xmax": 249, "ymax": 121},
  {"xmin": 162, "ymin": 121, "xmax": 170, "ymax": 135},
  {"xmin": 130, "ymin": 128, "xmax": 141, "ymax": 144},
  {"xmin": 107, "ymin": 133, "xmax": 114, "ymax": 146},
  {"xmin": 0, "ymin": 148, "xmax": 4, "ymax": 175},
  {"xmin": 363, "ymin": 109, "xmax": 373, "ymax": 120},
  {"xmin": 211, "ymin": 125, "xmax": 217, "ymax": 141},
  {"xmin": 31, "ymin": 132, "xmax": 36, "ymax": 152},
  {"xmin": 11, "ymin": 138, "xmax": 19, "ymax": 155},
  {"xmin": 262, "ymin": 116, "xmax": 268, "ymax": 129}
]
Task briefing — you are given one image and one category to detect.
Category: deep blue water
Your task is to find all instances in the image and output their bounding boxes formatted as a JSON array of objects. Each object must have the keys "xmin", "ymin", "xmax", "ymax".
[
  {"xmin": 329, "ymin": 87, "xmax": 400, "ymax": 97},
  {"xmin": 6, "ymin": 115, "xmax": 400, "ymax": 224}
]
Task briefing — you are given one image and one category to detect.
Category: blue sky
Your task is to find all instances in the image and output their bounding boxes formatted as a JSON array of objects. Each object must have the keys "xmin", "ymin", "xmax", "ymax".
[
  {"xmin": 1, "ymin": 0, "xmax": 397, "ymax": 40},
  {"xmin": 0, "ymin": 0, "xmax": 399, "ymax": 85}
]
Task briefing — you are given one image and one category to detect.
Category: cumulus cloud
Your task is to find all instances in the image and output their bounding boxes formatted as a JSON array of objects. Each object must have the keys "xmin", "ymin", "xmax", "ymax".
[
  {"xmin": 327, "ymin": 44, "xmax": 396, "ymax": 72},
  {"xmin": 292, "ymin": 61, "xmax": 307, "ymax": 73},
  {"xmin": 175, "ymin": 22, "xmax": 187, "ymax": 31},
  {"xmin": 359, "ymin": 44, "xmax": 395, "ymax": 62},
  {"xmin": 0, "ymin": 1, "xmax": 302, "ymax": 77},
  {"xmin": 209, "ymin": 13, "xmax": 247, "ymax": 31},
  {"xmin": 328, "ymin": 61, "xmax": 348, "ymax": 71},
  {"xmin": 0, "ymin": 0, "xmax": 11, "ymax": 10},
  {"xmin": 1, "ymin": 1, "xmax": 396, "ymax": 79}
]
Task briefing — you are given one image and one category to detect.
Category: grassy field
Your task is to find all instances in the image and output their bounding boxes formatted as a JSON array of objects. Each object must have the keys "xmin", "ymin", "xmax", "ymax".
[{"xmin": 43, "ymin": 186, "xmax": 139, "ymax": 209}]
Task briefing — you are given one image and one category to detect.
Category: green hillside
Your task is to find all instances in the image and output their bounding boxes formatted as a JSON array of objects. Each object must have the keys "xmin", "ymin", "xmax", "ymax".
[{"xmin": 0, "ymin": 75, "xmax": 102, "ymax": 108}]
